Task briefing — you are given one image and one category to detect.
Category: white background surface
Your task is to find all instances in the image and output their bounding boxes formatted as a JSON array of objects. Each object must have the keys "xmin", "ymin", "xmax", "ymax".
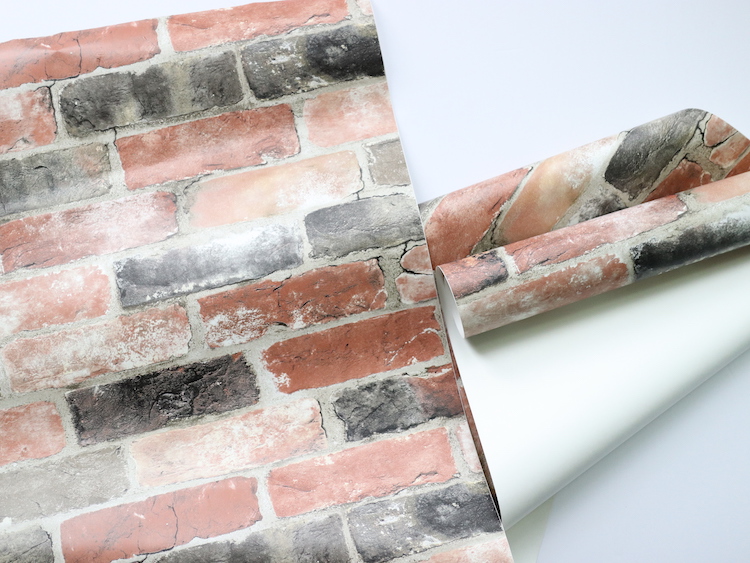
[{"xmin": 4, "ymin": 1, "xmax": 750, "ymax": 561}]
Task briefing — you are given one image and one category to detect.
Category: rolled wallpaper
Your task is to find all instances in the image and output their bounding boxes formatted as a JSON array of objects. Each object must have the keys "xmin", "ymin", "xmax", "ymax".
[
  {"xmin": 0, "ymin": 2, "xmax": 512, "ymax": 562},
  {"xmin": 422, "ymin": 109, "xmax": 750, "ymax": 337}
]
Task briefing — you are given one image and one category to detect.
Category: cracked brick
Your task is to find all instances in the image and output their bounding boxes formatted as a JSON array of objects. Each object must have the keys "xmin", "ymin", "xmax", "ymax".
[
  {"xmin": 115, "ymin": 223, "xmax": 304, "ymax": 307},
  {"xmin": 0, "ymin": 144, "xmax": 110, "ymax": 218},
  {"xmin": 67, "ymin": 354, "xmax": 259, "ymax": 445},
  {"xmin": 0, "ymin": 448, "xmax": 128, "ymax": 521},
  {"xmin": 242, "ymin": 24, "xmax": 383, "ymax": 99},
  {"xmin": 60, "ymin": 51, "xmax": 243, "ymax": 135},
  {"xmin": 61, "ymin": 477, "xmax": 260, "ymax": 563},
  {"xmin": 0, "ymin": 526, "xmax": 54, "ymax": 563},
  {"xmin": 348, "ymin": 482, "xmax": 501, "ymax": 563}
]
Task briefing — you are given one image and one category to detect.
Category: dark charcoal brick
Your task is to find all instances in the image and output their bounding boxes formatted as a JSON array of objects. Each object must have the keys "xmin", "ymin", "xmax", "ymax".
[
  {"xmin": 60, "ymin": 52, "xmax": 243, "ymax": 135},
  {"xmin": 348, "ymin": 482, "xmax": 501, "ymax": 563},
  {"xmin": 367, "ymin": 139, "xmax": 410, "ymax": 186},
  {"xmin": 115, "ymin": 223, "xmax": 303, "ymax": 307},
  {"xmin": 154, "ymin": 533, "xmax": 277, "ymax": 563},
  {"xmin": 605, "ymin": 108, "xmax": 705, "ymax": 200},
  {"xmin": 293, "ymin": 515, "xmax": 349, "ymax": 563},
  {"xmin": 67, "ymin": 354, "xmax": 259, "ymax": 445},
  {"xmin": 0, "ymin": 448, "xmax": 128, "ymax": 521},
  {"xmin": 242, "ymin": 24, "xmax": 384, "ymax": 99},
  {"xmin": 0, "ymin": 144, "xmax": 111, "ymax": 217},
  {"xmin": 305, "ymin": 195, "xmax": 424, "ymax": 258},
  {"xmin": 0, "ymin": 526, "xmax": 54, "ymax": 563},
  {"xmin": 632, "ymin": 207, "xmax": 750, "ymax": 279}
]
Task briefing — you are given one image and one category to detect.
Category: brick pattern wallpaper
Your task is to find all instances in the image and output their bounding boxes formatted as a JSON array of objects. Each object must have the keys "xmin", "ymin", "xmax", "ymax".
[
  {"xmin": 422, "ymin": 110, "xmax": 750, "ymax": 336},
  {"xmin": 0, "ymin": 1, "xmax": 511, "ymax": 561}
]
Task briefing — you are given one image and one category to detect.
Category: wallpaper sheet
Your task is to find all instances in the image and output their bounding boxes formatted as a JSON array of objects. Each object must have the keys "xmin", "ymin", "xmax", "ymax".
[
  {"xmin": 422, "ymin": 109, "xmax": 750, "ymax": 337},
  {"xmin": 0, "ymin": 1, "xmax": 511, "ymax": 562}
]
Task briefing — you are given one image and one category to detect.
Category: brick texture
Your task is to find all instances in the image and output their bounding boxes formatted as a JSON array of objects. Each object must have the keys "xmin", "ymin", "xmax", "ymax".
[
  {"xmin": 455, "ymin": 421, "xmax": 483, "ymax": 473},
  {"xmin": 0, "ymin": 191, "xmax": 177, "ymax": 273},
  {"xmin": 704, "ymin": 114, "xmax": 736, "ymax": 146},
  {"xmin": 263, "ymin": 307, "xmax": 444, "ymax": 393},
  {"xmin": 268, "ymin": 428, "xmax": 456, "ymax": 517},
  {"xmin": 425, "ymin": 536, "xmax": 514, "ymax": 563},
  {"xmin": 3, "ymin": 304, "xmax": 191, "ymax": 393},
  {"xmin": 0, "ymin": 526, "xmax": 54, "ymax": 563},
  {"xmin": 396, "ymin": 272, "xmax": 437, "ymax": 304},
  {"xmin": 305, "ymin": 82, "xmax": 397, "ymax": 147},
  {"xmin": 401, "ymin": 244, "xmax": 433, "ymax": 274},
  {"xmin": 0, "ymin": 87, "xmax": 56, "ymax": 154},
  {"xmin": 116, "ymin": 105, "xmax": 299, "ymax": 189},
  {"xmin": 167, "ymin": 0, "xmax": 349, "ymax": 52},
  {"xmin": 0, "ymin": 402, "xmax": 65, "ymax": 467},
  {"xmin": 0, "ymin": 448, "xmax": 128, "ymax": 521},
  {"xmin": 199, "ymin": 259, "xmax": 386, "ymax": 347},
  {"xmin": 0, "ymin": 20, "xmax": 160, "ymax": 89},
  {"xmin": 188, "ymin": 151, "xmax": 362, "ymax": 229},
  {"xmin": 67, "ymin": 354, "xmax": 259, "ymax": 445},
  {"xmin": 691, "ymin": 172, "xmax": 750, "ymax": 204},
  {"xmin": 0, "ymin": 144, "xmax": 111, "ymax": 218},
  {"xmin": 710, "ymin": 133, "xmax": 750, "ymax": 167},
  {"xmin": 61, "ymin": 477, "xmax": 261, "ymax": 563},
  {"xmin": 367, "ymin": 139, "xmax": 410, "ymax": 186},
  {"xmin": 645, "ymin": 158, "xmax": 712, "ymax": 201},
  {"xmin": 132, "ymin": 398, "xmax": 326, "ymax": 486},
  {"xmin": 0, "ymin": 266, "xmax": 110, "ymax": 338}
]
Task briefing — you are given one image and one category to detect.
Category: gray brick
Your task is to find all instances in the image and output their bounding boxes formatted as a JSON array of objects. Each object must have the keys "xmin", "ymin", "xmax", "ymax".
[
  {"xmin": 115, "ymin": 223, "xmax": 304, "ymax": 307},
  {"xmin": 348, "ymin": 482, "xmax": 501, "ymax": 563},
  {"xmin": 605, "ymin": 108, "xmax": 705, "ymax": 200},
  {"xmin": 0, "ymin": 144, "xmax": 111, "ymax": 217},
  {"xmin": 0, "ymin": 448, "xmax": 128, "ymax": 521},
  {"xmin": 293, "ymin": 515, "xmax": 349, "ymax": 563},
  {"xmin": 68, "ymin": 354, "xmax": 259, "ymax": 445},
  {"xmin": 367, "ymin": 139, "xmax": 410, "ymax": 186},
  {"xmin": 242, "ymin": 24, "xmax": 384, "ymax": 100},
  {"xmin": 305, "ymin": 195, "xmax": 424, "ymax": 258},
  {"xmin": 0, "ymin": 526, "xmax": 54, "ymax": 563},
  {"xmin": 155, "ymin": 530, "xmax": 279, "ymax": 562},
  {"xmin": 60, "ymin": 52, "xmax": 243, "ymax": 135}
]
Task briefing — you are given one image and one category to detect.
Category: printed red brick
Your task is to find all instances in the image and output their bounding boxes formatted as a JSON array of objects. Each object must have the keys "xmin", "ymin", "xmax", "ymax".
[
  {"xmin": 0, "ymin": 267, "xmax": 109, "ymax": 338},
  {"xmin": 268, "ymin": 428, "xmax": 456, "ymax": 517},
  {"xmin": 408, "ymin": 368, "xmax": 463, "ymax": 419},
  {"xmin": 61, "ymin": 477, "xmax": 260, "ymax": 563},
  {"xmin": 691, "ymin": 172, "xmax": 750, "ymax": 204},
  {"xmin": 0, "ymin": 88, "xmax": 56, "ymax": 154},
  {"xmin": 645, "ymin": 158, "xmax": 712, "ymax": 202},
  {"xmin": 200, "ymin": 259, "xmax": 386, "ymax": 348},
  {"xmin": 497, "ymin": 135, "xmax": 619, "ymax": 244},
  {"xmin": 423, "ymin": 167, "xmax": 528, "ymax": 267},
  {"xmin": 263, "ymin": 306, "xmax": 444, "ymax": 393},
  {"xmin": 455, "ymin": 420, "xmax": 482, "ymax": 473},
  {"xmin": 305, "ymin": 82, "xmax": 397, "ymax": 147},
  {"xmin": 168, "ymin": 0, "xmax": 349, "ymax": 52},
  {"xmin": 704, "ymin": 114, "xmax": 736, "ymax": 147},
  {"xmin": 425, "ymin": 536, "xmax": 514, "ymax": 563},
  {"xmin": 0, "ymin": 20, "xmax": 159, "ymax": 89},
  {"xmin": 401, "ymin": 244, "xmax": 433, "ymax": 274},
  {"xmin": 709, "ymin": 133, "xmax": 750, "ymax": 167},
  {"xmin": 189, "ymin": 151, "xmax": 361, "ymax": 228},
  {"xmin": 0, "ymin": 191, "xmax": 177, "ymax": 273},
  {"xmin": 3, "ymin": 304, "xmax": 190, "ymax": 393},
  {"xmin": 507, "ymin": 195, "xmax": 686, "ymax": 272},
  {"xmin": 396, "ymin": 273, "xmax": 437, "ymax": 304},
  {"xmin": 132, "ymin": 398, "xmax": 326, "ymax": 486},
  {"xmin": 117, "ymin": 106, "xmax": 299, "ymax": 190},
  {"xmin": 0, "ymin": 402, "xmax": 65, "ymax": 467},
  {"xmin": 728, "ymin": 151, "xmax": 750, "ymax": 177}
]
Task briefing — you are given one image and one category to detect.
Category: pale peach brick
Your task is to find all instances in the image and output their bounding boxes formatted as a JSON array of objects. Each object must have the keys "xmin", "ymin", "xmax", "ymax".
[
  {"xmin": 710, "ymin": 133, "xmax": 750, "ymax": 167},
  {"xmin": 691, "ymin": 171, "xmax": 750, "ymax": 204},
  {"xmin": 455, "ymin": 420, "xmax": 482, "ymax": 473},
  {"xmin": 396, "ymin": 273, "xmax": 437, "ymax": 304},
  {"xmin": 116, "ymin": 106, "xmax": 299, "ymax": 190},
  {"xmin": 189, "ymin": 151, "xmax": 361, "ymax": 229},
  {"xmin": 424, "ymin": 536, "xmax": 514, "ymax": 563},
  {"xmin": 0, "ymin": 191, "xmax": 177, "ymax": 273},
  {"xmin": 199, "ymin": 259, "xmax": 386, "ymax": 348},
  {"xmin": 0, "ymin": 88, "xmax": 56, "ymax": 154},
  {"xmin": 356, "ymin": 0, "xmax": 374, "ymax": 15},
  {"xmin": 263, "ymin": 307, "xmax": 445, "ymax": 393},
  {"xmin": 268, "ymin": 428, "xmax": 456, "ymax": 517},
  {"xmin": 61, "ymin": 477, "xmax": 260, "ymax": 563},
  {"xmin": 400, "ymin": 244, "xmax": 433, "ymax": 274},
  {"xmin": 3, "ymin": 304, "xmax": 191, "ymax": 393},
  {"xmin": 0, "ymin": 20, "xmax": 159, "ymax": 89},
  {"xmin": 167, "ymin": 0, "xmax": 349, "ymax": 52},
  {"xmin": 304, "ymin": 82, "xmax": 397, "ymax": 147},
  {"xmin": 132, "ymin": 398, "xmax": 326, "ymax": 486},
  {"xmin": 0, "ymin": 267, "xmax": 109, "ymax": 338},
  {"xmin": 0, "ymin": 402, "xmax": 65, "ymax": 466}
]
